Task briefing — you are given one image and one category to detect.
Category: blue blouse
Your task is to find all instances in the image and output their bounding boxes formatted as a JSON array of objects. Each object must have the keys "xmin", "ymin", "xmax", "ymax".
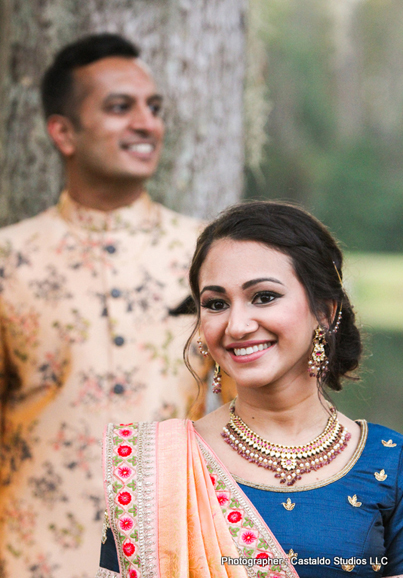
[{"xmin": 237, "ymin": 422, "xmax": 403, "ymax": 577}]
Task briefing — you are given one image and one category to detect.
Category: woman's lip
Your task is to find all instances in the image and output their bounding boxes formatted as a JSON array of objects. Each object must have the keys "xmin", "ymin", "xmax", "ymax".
[
  {"xmin": 225, "ymin": 339, "xmax": 272, "ymax": 349},
  {"xmin": 228, "ymin": 343, "xmax": 275, "ymax": 364}
]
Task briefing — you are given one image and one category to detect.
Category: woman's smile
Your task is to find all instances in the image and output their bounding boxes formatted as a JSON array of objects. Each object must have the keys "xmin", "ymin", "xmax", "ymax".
[{"xmin": 228, "ymin": 340, "xmax": 275, "ymax": 363}]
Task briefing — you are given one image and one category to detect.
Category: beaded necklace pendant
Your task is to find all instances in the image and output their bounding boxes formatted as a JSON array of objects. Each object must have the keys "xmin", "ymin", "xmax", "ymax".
[{"xmin": 222, "ymin": 400, "xmax": 351, "ymax": 486}]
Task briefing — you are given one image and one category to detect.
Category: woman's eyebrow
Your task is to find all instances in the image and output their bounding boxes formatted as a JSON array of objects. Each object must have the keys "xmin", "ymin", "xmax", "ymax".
[
  {"xmin": 242, "ymin": 277, "xmax": 284, "ymax": 290},
  {"xmin": 200, "ymin": 278, "xmax": 284, "ymax": 296},
  {"xmin": 200, "ymin": 285, "xmax": 226, "ymax": 296}
]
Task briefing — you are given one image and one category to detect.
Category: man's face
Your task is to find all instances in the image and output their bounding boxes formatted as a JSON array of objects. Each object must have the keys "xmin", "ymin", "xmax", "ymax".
[{"xmin": 66, "ymin": 56, "xmax": 164, "ymax": 183}]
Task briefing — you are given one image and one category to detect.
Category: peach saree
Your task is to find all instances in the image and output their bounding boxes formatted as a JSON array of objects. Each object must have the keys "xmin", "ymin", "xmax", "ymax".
[{"xmin": 99, "ymin": 419, "xmax": 299, "ymax": 578}]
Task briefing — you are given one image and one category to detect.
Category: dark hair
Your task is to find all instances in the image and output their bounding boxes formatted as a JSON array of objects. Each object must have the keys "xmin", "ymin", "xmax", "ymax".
[
  {"xmin": 41, "ymin": 33, "xmax": 140, "ymax": 123},
  {"xmin": 186, "ymin": 201, "xmax": 362, "ymax": 392}
]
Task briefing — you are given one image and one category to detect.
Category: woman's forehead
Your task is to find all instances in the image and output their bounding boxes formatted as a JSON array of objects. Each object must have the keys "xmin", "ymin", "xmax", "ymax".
[{"xmin": 199, "ymin": 239, "xmax": 295, "ymax": 285}]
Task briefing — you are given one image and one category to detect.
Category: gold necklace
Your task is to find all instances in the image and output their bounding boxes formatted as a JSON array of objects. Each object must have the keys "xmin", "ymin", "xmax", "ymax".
[{"xmin": 222, "ymin": 400, "xmax": 351, "ymax": 486}]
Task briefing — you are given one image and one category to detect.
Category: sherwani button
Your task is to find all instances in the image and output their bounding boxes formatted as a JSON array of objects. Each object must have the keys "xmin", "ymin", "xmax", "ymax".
[
  {"xmin": 114, "ymin": 336, "xmax": 125, "ymax": 346},
  {"xmin": 111, "ymin": 288, "xmax": 121, "ymax": 298}
]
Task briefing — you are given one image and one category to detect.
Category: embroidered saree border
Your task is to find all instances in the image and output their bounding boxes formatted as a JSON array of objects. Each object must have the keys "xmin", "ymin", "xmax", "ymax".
[
  {"xmin": 103, "ymin": 422, "xmax": 160, "ymax": 578},
  {"xmin": 104, "ymin": 422, "xmax": 125, "ymax": 575},
  {"xmin": 95, "ymin": 568, "xmax": 120, "ymax": 578},
  {"xmin": 197, "ymin": 436, "xmax": 299, "ymax": 578}
]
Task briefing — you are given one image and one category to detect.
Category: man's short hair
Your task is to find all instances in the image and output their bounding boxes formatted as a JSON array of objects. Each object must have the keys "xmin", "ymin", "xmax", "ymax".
[{"xmin": 41, "ymin": 33, "xmax": 140, "ymax": 123}]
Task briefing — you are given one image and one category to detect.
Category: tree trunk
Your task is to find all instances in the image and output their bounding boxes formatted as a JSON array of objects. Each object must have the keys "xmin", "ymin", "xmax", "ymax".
[
  {"xmin": 329, "ymin": 0, "xmax": 365, "ymax": 141},
  {"xmin": 0, "ymin": 0, "xmax": 247, "ymax": 224}
]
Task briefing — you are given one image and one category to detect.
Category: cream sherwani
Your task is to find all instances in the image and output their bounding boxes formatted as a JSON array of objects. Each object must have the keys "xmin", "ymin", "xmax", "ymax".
[{"xmin": 0, "ymin": 191, "xmax": 207, "ymax": 578}]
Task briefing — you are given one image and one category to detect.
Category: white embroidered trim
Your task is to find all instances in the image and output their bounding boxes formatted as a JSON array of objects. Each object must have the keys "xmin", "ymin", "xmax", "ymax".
[
  {"xmin": 95, "ymin": 568, "xmax": 120, "ymax": 578},
  {"xmin": 137, "ymin": 422, "xmax": 160, "ymax": 578}
]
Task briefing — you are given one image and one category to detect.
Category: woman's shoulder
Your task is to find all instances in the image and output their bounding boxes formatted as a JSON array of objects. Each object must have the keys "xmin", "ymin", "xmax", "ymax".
[
  {"xmin": 365, "ymin": 421, "xmax": 403, "ymax": 446},
  {"xmin": 363, "ymin": 421, "xmax": 403, "ymax": 475}
]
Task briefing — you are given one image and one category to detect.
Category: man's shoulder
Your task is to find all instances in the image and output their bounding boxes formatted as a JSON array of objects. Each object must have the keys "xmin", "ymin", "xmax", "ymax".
[
  {"xmin": 154, "ymin": 201, "xmax": 205, "ymax": 238},
  {"xmin": 0, "ymin": 205, "xmax": 61, "ymax": 244}
]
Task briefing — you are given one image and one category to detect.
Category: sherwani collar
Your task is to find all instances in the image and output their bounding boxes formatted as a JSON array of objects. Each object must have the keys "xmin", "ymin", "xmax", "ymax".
[{"xmin": 57, "ymin": 190, "xmax": 157, "ymax": 233}]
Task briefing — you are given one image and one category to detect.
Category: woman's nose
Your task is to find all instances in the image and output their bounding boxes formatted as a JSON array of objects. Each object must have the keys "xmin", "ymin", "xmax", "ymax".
[{"xmin": 225, "ymin": 305, "xmax": 258, "ymax": 338}]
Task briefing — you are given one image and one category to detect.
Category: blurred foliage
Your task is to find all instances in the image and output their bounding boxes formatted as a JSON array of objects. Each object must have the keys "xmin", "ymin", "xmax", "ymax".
[
  {"xmin": 334, "ymin": 331, "xmax": 403, "ymax": 433},
  {"xmin": 342, "ymin": 253, "xmax": 403, "ymax": 432},
  {"xmin": 244, "ymin": 0, "xmax": 403, "ymax": 432},
  {"xmin": 345, "ymin": 252, "xmax": 403, "ymax": 331},
  {"xmin": 245, "ymin": 0, "xmax": 403, "ymax": 252}
]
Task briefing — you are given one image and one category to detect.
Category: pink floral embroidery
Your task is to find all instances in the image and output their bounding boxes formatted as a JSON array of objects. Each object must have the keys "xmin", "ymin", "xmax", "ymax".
[
  {"xmin": 207, "ymin": 462, "xmax": 297, "ymax": 576},
  {"xmin": 4, "ymin": 303, "xmax": 40, "ymax": 355},
  {"xmin": 216, "ymin": 492, "xmax": 229, "ymax": 506},
  {"xmin": 117, "ymin": 444, "xmax": 132, "ymax": 457},
  {"xmin": 116, "ymin": 465, "xmax": 133, "ymax": 480},
  {"xmin": 119, "ymin": 515, "xmax": 134, "ymax": 532},
  {"xmin": 240, "ymin": 529, "xmax": 258, "ymax": 545},
  {"xmin": 123, "ymin": 541, "xmax": 136, "ymax": 557},
  {"xmin": 110, "ymin": 424, "xmax": 143, "ymax": 576},
  {"xmin": 117, "ymin": 491, "xmax": 132, "ymax": 506},
  {"xmin": 227, "ymin": 510, "xmax": 242, "ymax": 524},
  {"xmin": 119, "ymin": 427, "xmax": 134, "ymax": 438},
  {"xmin": 51, "ymin": 422, "xmax": 97, "ymax": 479},
  {"xmin": 3, "ymin": 499, "xmax": 37, "ymax": 544},
  {"xmin": 256, "ymin": 552, "xmax": 269, "ymax": 559}
]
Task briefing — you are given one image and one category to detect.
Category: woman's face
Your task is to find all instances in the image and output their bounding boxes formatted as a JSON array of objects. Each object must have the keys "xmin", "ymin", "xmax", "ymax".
[{"xmin": 199, "ymin": 239, "xmax": 318, "ymax": 391}]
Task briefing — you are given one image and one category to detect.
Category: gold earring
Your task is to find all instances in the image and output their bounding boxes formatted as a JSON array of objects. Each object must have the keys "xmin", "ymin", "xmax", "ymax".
[
  {"xmin": 197, "ymin": 333, "xmax": 209, "ymax": 357},
  {"xmin": 308, "ymin": 327, "xmax": 329, "ymax": 378},
  {"xmin": 212, "ymin": 363, "xmax": 222, "ymax": 394}
]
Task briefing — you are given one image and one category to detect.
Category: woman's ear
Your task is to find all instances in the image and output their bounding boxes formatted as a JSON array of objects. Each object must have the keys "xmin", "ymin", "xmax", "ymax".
[{"xmin": 318, "ymin": 301, "xmax": 338, "ymax": 330}]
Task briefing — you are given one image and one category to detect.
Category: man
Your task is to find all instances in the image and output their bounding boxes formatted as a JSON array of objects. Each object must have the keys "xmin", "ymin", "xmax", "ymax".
[{"xmin": 0, "ymin": 34, "xmax": 209, "ymax": 577}]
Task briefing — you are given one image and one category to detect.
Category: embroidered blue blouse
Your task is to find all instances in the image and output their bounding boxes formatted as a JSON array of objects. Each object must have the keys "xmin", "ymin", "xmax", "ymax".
[{"xmin": 237, "ymin": 422, "xmax": 403, "ymax": 577}]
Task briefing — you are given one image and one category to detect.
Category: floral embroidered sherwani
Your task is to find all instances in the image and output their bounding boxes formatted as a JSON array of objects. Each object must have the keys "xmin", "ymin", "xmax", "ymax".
[{"xmin": 0, "ymin": 191, "xmax": 207, "ymax": 578}]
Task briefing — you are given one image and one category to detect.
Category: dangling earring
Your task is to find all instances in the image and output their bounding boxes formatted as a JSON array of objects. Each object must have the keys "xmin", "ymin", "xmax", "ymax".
[
  {"xmin": 308, "ymin": 327, "xmax": 329, "ymax": 378},
  {"xmin": 197, "ymin": 333, "xmax": 209, "ymax": 357},
  {"xmin": 212, "ymin": 363, "xmax": 222, "ymax": 394},
  {"xmin": 196, "ymin": 333, "xmax": 221, "ymax": 393}
]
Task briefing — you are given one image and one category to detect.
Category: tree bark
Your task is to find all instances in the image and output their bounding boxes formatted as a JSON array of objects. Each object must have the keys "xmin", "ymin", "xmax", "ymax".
[{"xmin": 0, "ymin": 0, "xmax": 247, "ymax": 224}]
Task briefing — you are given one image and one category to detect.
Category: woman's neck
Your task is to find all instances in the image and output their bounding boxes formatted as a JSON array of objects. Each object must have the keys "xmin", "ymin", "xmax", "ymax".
[{"xmin": 234, "ymin": 384, "xmax": 332, "ymax": 446}]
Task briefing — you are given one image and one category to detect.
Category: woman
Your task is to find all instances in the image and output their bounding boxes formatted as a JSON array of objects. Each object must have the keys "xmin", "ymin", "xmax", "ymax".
[{"xmin": 96, "ymin": 202, "xmax": 403, "ymax": 578}]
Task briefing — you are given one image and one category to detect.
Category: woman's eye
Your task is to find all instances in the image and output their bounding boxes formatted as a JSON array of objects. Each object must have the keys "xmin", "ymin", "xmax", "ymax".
[
  {"xmin": 252, "ymin": 291, "xmax": 279, "ymax": 305},
  {"xmin": 201, "ymin": 299, "xmax": 228, "ymax": 311}
]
